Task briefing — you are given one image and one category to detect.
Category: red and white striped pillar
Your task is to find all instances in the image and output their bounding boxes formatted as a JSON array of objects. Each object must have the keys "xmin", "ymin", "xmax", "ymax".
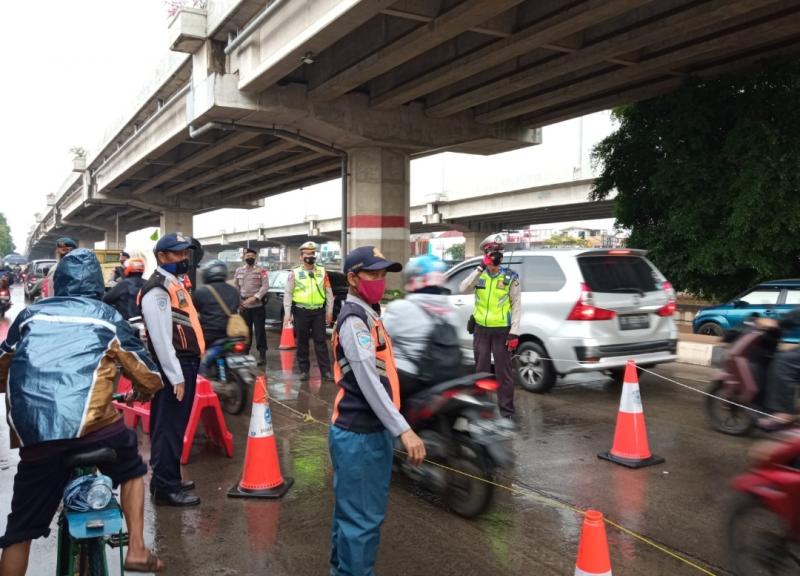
[{"xmin": 347, "ymin": 147, "xmax": 410, "ymax": 288}]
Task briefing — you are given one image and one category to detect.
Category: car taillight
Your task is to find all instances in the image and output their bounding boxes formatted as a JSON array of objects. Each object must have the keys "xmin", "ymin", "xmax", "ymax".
[
  {"xmin": 475, "ymin": 378, "xmax": 499, "ymax": 392},
  {"xmin": 567, "ymin": 283, "xmax": 616, "ymax": 321},
  {"xmin": 657, "ymin": 281, "xmax": 677, "ymax": 317},
  {"xmin": 232, "ymin": 341, "xmax": 247, "ymax": 353}
]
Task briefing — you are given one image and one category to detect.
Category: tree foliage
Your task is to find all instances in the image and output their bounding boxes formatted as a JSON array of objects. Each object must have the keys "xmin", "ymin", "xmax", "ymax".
[
  {"xmin": 446, "ymin": 243, "xmax": 465, "ymax": 261},
  {"xmin": 591, "ymin": 58, "xmax": 800, "ymax": 301},
  {"xmin": 0, "ymin": 213, "xmax": 15, "ymax": 257},
  {"xmin": 544, "ymin": 233, "xmax": 590, "ymax": 248}
]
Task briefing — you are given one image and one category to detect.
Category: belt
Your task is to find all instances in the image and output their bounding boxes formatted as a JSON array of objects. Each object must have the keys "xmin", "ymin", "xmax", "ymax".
[{"xmin": 293, "ymin": 304, "xmax": 323, "ymax": 311}]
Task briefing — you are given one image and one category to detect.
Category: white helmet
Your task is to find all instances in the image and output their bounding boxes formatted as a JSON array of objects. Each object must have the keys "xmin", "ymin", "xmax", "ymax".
[{"xmin": 299, "ymin": 241, "xmax": 318, "ymax": 253}]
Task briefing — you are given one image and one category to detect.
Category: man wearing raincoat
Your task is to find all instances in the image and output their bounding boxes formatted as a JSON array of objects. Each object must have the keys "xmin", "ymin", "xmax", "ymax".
[{"xmin": 0, "ymin": 249, "xmax": 166, "ymax": 574}]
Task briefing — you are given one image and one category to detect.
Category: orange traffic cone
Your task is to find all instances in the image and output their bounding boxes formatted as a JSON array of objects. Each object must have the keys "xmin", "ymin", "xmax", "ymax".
[
  {"xmin": 228, "ymin": 375, "xmax": 294, "ymax": 499},
  {"xmin": 279, "ymin": 350, "xmax": 295, "ymax": 374},
  {"xmin": 574, "ymin": 510, "xmax": 613, "ymax": 576},
  {"xmin": 598, "ymin": 360, "xmax": 664, "ymax": 468},
  {"xmin": 278, "ymin": 321, "xmax": 296, "ymax": 350}
]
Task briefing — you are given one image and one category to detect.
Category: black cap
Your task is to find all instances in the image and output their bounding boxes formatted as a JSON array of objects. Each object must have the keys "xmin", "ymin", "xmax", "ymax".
[
  {"xmin": 344, "ymin": 246, "xmax": 402, "ymax": 274},
  {"xmin": 120, "ymin": 251, "xmax": 130, "ymax": 258},
  {"xmin": 56, "ymin": 237, "xmax": 78, "ymax": 249},
  {"xmin": 154, "ymin": 232, "xmax": 193, "ymax": 253}
]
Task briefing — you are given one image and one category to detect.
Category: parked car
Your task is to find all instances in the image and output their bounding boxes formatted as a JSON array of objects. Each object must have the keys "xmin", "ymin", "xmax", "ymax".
[
  {"xmin": 443, "ymin": 248, "xmax": 678, "ymax": 392},
  {"xmin": 24, "ymin": 259, "xmax": 57, "ymax": 302},
  {"xmin": 263, "ymin": 268, "xmax": 349, "ymax": 326},
  {"xmin": 692, "ymin": 279, "xmax": 800, "ymax": 341}
]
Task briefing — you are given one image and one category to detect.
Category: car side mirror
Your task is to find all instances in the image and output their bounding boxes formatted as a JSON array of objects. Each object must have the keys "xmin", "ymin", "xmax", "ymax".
[{"xmin": 732, "ymin": 300, "xmax": 747, "ymax": 308}]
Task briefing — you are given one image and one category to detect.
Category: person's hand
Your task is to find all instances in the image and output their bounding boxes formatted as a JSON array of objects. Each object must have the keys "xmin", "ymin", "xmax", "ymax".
[
  {"xmin": 755, "ymin": 317, "xmax": 778, "ymax": 329},
  {"xmin": 400, "ymin": 429, "xmax": 426, "ymax": 467},
  {"xmin": 284, "ymin": 314, "xmax": 293, "ymax": 327},
  {"xmin": 246, "ymin": 296, "xmax": 258, "ymax": 306},
  {"xmin": 326, "ymin": 313, "xmax": 333, "ymax": 326},
  {"xmin": 506, "ymin": 336, "xmax": 519, "ymax": 352},
  {"xmin": 173, "ymin": 382, "xmax": 185, "ymax": 401}
]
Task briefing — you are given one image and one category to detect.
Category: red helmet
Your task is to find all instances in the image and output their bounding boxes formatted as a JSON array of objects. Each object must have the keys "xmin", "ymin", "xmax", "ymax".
[
  {"xmin": 123, "ymin": 258, "xmax": 145, "ymax": 276},
  {"xmin": 480, "ymin": 233, "xmax": 506, "ymax": 254}
]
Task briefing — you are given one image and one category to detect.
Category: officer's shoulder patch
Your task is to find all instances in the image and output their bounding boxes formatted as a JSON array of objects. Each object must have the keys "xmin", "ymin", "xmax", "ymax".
[
  {"xmin": 156, "ymin": 295, "xmax": 168, "ymax": 311},
  {"xmin": 260, "ymin": 269, "xmax": 267, "ymax": 277}
]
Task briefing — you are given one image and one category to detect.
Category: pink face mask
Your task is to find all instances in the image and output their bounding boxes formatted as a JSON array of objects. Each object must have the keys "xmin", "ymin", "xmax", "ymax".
[{"xmin": 356, "ymin": 278, "xmax": 386, "ymax": 304}]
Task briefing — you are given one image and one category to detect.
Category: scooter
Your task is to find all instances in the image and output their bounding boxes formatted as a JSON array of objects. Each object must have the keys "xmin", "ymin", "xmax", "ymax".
[
  {"xmin": 203, "ymin": 337, "xmax": 257, "ymax": 415},
  {"xmin": 705, "ymin": 322, "xmax": 783, "ymax": 435},
  {"xmin": 726, "ymin": 428, "xmax": 800, "ymax": 574},
  {"xmin": 0, "ymin": 287, "xmax": 10, "ymax": 317},
  {"xmin": 395, "ymin": 372, "xmax": 514, "ymax": 518}
]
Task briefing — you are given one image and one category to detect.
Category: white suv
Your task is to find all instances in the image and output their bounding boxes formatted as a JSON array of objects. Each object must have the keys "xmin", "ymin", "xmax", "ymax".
[{"xmin": 443, "ymin": 248, "xmax": 678, "ymax": 392}]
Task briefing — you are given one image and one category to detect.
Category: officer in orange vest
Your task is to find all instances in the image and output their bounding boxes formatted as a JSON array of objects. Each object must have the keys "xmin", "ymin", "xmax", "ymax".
[
  {"xmin": 139, "ymin": 233, "xmax": 205, "ymax": 507},
  {"xmin": 329, "ymin": 246, "xmax": 425, "ymax": 576}
]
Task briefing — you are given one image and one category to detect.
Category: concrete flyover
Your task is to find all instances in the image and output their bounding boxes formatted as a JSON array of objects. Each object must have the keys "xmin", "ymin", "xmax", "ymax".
[
  {"xmin": 28, "ymin": 0, "xmax": 800, "ymax": 268},
  {"xmin": 197, "ymin": 178, "xmax": 614, "ymax": 258}
]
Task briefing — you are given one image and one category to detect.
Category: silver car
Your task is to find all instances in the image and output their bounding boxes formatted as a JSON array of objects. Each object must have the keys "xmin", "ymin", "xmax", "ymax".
[{"xmin": 443, "ymin": 248, "xmax": 678, "ymax": 392}]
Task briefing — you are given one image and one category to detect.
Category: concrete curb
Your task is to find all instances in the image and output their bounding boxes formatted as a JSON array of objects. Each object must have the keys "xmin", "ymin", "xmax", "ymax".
[{"xmin": 676, "ymin": 333, "xmax": 724, "ymax": 367}]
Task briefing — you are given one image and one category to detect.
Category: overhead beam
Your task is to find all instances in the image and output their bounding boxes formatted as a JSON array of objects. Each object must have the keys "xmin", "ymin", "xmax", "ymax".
[
  {"xmin": 309, "ymin": 0, "xmax": 527, "ymax": 102},
  {"xmin": 429, "ymin": 0, "xmax": 781, "ymax": 119},
  {"xmin": 195, "ymin": 152, "xmax": 323, "ymax": 199},
  {"xmin": 477, "ymin": 7, "xmax": 800, "ymax": 123},
  {"xmin": 131, "ymin": 130, "xmax": 258, "ymax": 196},
  {"xmin": 163, "ymin": 140, "xmax": 297, "ymax": 197},
  {"xmin": 226, "ymin": 160, "xmax": 341, "ymax": 200},
  {"xmin": 371, "ymin": 0, "xmax": 646, "ymax": 110}
]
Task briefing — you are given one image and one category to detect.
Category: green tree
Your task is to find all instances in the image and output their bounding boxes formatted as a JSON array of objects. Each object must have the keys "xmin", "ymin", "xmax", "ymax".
[
  {"xmin": 544, "ymin": 232, "xmax": 589, "ymax": 248},
  {"xmin": 446, "ymin": 243, "xmax": 465, "ymax": 261},
  {"xmin": 0, "ymin": 213, "xmax": 15, "ymax": 257},
  {"xmin": 591, "ymin": 58, "xmax": 800, "ymax": 301}
]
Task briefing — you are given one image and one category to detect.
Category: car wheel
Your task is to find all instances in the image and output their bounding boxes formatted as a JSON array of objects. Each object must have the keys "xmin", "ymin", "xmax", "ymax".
[
  {"xmin": 697, "ymin": 322, "xmax": 724, "ymax": 338},
  {"xmin": 513, "ymin": 341, "xmax": 556, "ymax": 393}
]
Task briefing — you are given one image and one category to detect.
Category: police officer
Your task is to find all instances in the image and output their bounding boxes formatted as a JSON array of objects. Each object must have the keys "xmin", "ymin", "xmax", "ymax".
[
  {"xmin": 102, "ymin": 257, "xmax": 146, "ymax": 319},
  {"xmin": 234, "ymin": 247, "xmax": 269, "ymax": 365},
  {"xmin": 459, "ymin": 234, "xmax": 521, "ymax": 417},
  {"xmin": 139, "ymin": 233, "xmax": 204, "ymax": 506},
  {"xmin": 329, "ymin": 246, "xmax": 425, "ymax": 576},
  {"xmin": 283, "ymin": 241, "xmax": 334, "ymax": 380}
]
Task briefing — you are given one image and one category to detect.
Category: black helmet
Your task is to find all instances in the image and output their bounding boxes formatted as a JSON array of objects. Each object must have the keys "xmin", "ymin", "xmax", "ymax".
[{"xmin": 201, "ymin": 259, "xmax": 228, "ymax": 284}]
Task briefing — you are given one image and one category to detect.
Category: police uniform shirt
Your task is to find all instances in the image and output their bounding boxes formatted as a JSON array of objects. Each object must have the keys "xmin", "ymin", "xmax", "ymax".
[
  {"xmin": 140, "ymin": 266, "xmax": 185, "ymax": 386},
  {"xmin": 234, "ymin": 265, "xmax": 269, "ymax": 309}
]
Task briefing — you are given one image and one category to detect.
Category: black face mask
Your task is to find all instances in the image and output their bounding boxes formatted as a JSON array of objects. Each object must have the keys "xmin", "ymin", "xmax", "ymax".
[
  {"xmin": 163, "ymin": 259, "xmax": 190, "ymax": 276},
  {"xmin": 245, "ymin": 258, "xmax": 256, "ymax": 266},
  {"xmin": 303, "ymin": 256, "xmax": 317, "ymax": 265},
  {"xmin": 490, "ymin": 252, "xmax": 503, "ymax": 266}
]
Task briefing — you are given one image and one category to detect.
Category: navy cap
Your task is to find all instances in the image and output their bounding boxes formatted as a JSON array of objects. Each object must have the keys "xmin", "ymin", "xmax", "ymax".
[
  {"xmin": 56, "ymin": 237, "xmax": 77, "ymax": 248},
  {"xmin": 344, "ymin": 246, "xmax": 402, "ymax": 274},
  {"xmin": 120, "ymin": 251, "xmax": 130, "ymax": 258},
  {"xmin": 154, "ymin": 232, "xmax": 193, "ymax": 253}
]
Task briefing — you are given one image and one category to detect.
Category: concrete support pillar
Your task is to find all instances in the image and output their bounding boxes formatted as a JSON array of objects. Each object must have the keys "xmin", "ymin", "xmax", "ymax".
[
  {"xmin": 77, "ymin": 237, "xmax": 95, "ymax": 249},
  {"xmin": 463, "ymin": 231, "xmax": 483, "ymax": 259},
  {"xmin": 283, "ymin": 243, "xmax": 302, "ymax": 266},
  {"xmin": 160, "ymin": 210, "xmax": 194, "ymax": 237},
  {"xmin": 103, "ymin": 228, "xmax": 125, "ymax": 251},
  {"xmin": 347, "ymin": 147, "xmax": 410, "ymax": 289}
]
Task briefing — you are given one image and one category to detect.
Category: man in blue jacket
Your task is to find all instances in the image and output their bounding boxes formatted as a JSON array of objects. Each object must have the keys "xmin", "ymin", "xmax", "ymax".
[{"xmin": 0, "ymin": 249, "xmax": 165, "ymax": 574}]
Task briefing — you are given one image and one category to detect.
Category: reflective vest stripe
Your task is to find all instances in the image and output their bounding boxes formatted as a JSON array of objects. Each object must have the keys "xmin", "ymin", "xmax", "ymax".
[
  {"xmin": 474, "ymin": 270, "xmax": 512, "ymax": 328},
  {"xmin": 292, "ymin": 266, "xmax": 326, "ymax": 308}
]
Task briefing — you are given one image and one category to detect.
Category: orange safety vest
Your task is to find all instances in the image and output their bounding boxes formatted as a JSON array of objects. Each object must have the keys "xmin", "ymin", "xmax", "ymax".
[
  {"xmin": 138, "ymin": 271, "xmax": 206, "ymax": 357},
  {"xmin": 331, "ymin": 301, "xmax": 400, "ymax": 433}
]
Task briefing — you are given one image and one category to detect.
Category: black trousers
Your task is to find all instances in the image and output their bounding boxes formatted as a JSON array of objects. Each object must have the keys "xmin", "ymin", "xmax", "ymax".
[
  {"xmin": 293, "ymin": 306, "xmax": 332, "ymax": 375},
  {"xmin": 473, "ymin": 325, "xmax": 514, "ymax": 416},
  {"xmin": 242, "ymin": 305, "xmax": 267, "ymax": 355},
  {"xmin": 766, "ymin": 347, "xmax": 800, "ymax": 414},
  {"xmin": 150, "ymin": 356, "xmax": 199, "ymax": 493}
]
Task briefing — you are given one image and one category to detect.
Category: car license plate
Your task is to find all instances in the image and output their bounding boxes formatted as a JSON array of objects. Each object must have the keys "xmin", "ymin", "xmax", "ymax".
[{"xmin": 619, "ymin": 314, "xmax": 649, "ymax": 330}]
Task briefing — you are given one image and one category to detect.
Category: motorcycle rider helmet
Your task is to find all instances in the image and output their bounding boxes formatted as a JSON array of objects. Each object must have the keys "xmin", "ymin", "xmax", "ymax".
[
  {"xmin": 479, "ymin": 233, "xmax": 506, "ymax": 254},
  {"xmin": 404, "ymin": 254, "xmax": 448, "ymax": 292},
  {"xmin": 201, "ymin": 259, "xmax": 229, "ymax": 284},
  {"xmin": 123, "ymin": 258, "xmax": 145, "ymax": 277}
]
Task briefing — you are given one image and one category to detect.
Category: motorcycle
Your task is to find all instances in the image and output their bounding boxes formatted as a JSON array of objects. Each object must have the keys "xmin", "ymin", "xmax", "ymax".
[
  {"xmin": 203, "ymin": 337, "xmax": 257, "ymax": 415},
  {"xmin": 705, "ymin": 322, "xmax": 784, "ymax": 435},
  {"xmin": 726, "ymin": 428, "xmax": 800, "ymax": 574},
  {"xmin": 395, "ymin": 372, "xmax": 514, "ymax": 518},
  {"xmin": 0, "ymin": 288, "xmax": 10, "ymax": 317}
]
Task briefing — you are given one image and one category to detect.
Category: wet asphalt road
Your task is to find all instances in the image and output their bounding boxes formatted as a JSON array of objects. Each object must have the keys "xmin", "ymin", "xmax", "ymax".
[{"xmin": 0, "ymin": 283, "xmax": 756, "ymax": 575}]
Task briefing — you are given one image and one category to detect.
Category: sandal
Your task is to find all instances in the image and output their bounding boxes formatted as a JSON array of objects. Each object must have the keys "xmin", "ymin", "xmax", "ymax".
[{"xmin": 124, "ymin": 550, "xmax": 165, "ymax": 573}]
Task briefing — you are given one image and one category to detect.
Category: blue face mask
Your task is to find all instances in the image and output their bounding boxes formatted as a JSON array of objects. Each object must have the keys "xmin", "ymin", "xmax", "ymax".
[{"xmin": 162, "ymin": 260, "xmax": 189, "ymax": 275}]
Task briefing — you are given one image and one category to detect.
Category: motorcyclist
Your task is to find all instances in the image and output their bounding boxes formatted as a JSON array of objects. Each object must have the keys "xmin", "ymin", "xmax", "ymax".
[
  {"xmin": 192, "ymin": 260, "xmax": 241, "ymax": 375},
  {"xmin": 102, "ymin": 258, "xmax": 146, "ymax": 320},
  {"xmin": 107, "ymin": 251, "xmax": 130, "ymax": 288},
  {"xmin": 0, "ymin": 249, "xmax": 165, "ymax": 574},
  {"xmin": 382, "ymin": 254, "xmax": 463, "ymax": 398},
  {"xmin": 757, "ymin": 309, "xmax": 800, "ymax": 428}
]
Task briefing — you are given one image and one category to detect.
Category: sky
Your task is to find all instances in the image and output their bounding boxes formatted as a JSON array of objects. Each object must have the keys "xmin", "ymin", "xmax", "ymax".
[
  {"xmin": 1, "ymin": 1, "xmax": 618, "ymax": 255},
  {"xmin": 0, "ymin": 0, "xmax": 168, "ymax": 251}
]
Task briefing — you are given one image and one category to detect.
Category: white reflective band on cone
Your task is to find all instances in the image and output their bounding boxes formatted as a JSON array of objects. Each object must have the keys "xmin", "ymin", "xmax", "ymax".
[
  {"xmin": 575, "ymin": 568, "xmax": 612, "ymax": 576},
  {"xmin": 248, "ymin": 402, "xmax": 274, "ymax": 438},
  {"xmin": 618, "ymin": 383, "xmax": 643, "ymax": 414}
]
